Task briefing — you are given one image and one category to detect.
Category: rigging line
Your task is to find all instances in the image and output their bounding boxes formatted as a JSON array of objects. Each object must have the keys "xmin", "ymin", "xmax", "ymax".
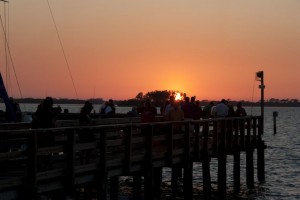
[
  {"xmin": 250, "ymin": 73, "xmax": 256, "ymax": 116},
  {"xmin": 46, "ymin": 0, "xmax": 79, "ymax": 99},
  {"xmin": 1, "ymin": 0, "xmax": 11, "ymax": 95},
  {"xmin": 0, "ymin": 15, "xmax": 24, "ymax": 100},
  {"xmin": 4, "ymin": 1, "xmax": 11, "ymax": 95}
]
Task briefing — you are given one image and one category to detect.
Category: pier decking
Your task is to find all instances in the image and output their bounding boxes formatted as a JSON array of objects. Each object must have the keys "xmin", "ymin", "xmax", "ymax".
[{"xmin": 0, "ymin": 116, "xmax": 265, "ymax": 199}]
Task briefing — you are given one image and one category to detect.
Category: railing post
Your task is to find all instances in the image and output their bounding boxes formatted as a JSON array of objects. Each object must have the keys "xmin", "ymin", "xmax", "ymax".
[
  {"xmin": 226, "ymin": 119, "xmax": 233, "ymax": 152},
  {"xmin": 194, "ymin": 121, "xmax": 200, "ymax": 160},
  {"xmin": 124, "ymin": 126, "xmax": 132, "ymax": 174},
  {"xmin": 239, "ymin": 119, "xmax": 245, "ymax": 150},
  {"xmin": 212, "ymin": 121, "xmax": 218, "ymax": 156},
  {"xmin": 167, "ymin": 124, "xmax": 173, "ymax": 166}
]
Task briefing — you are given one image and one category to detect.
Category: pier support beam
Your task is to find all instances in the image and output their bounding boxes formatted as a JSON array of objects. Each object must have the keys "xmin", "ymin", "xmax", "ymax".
[
  {"xmin": 144, "ymin": 125, "xmax": 154, "ymax": 200},
  {"xmin": 97, "ymin": 130, "xmax": 108, "ymax": 200},
  {"xmin": 133, "ymin": 175, "xmax": 142, "ymax": 200},
  {"xmin": 183, "ymin": 123, "xmax": 193, "ymax": 199},
  {"xmin": 257, "ymin": 140, "xmax": 266, "ymax": 182},
  {"xmin": 246, "ymin": 148, "xmax": 254, "ymax": 189},
  {"xmin": 171, "ymin": 164, "xmax": 182, "ymax": 194},
  {"xmin": 153, "ymin": 167, "xmax": 163, "ymax": 197},
  {"xmin": 110, "ymin": 176, "xmax": 119, "ymax": 200},
  {"xmin": 218, "ymin": 121, "xmax": 227, "ymax": 198},
  {"xmin": 202, "ymin": 122, "xmax": 211, "ymax": 197},
  {"xmin": 233, "ymin": 150, "xmax": 240, "ymax": 193},
  {"xmin": 27, "ymin": 131, "xmax": 38, "ymax": 199}
]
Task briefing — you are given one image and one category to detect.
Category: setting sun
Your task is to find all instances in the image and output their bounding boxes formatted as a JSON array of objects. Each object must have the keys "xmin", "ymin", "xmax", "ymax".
[{"xmin": 175, "ymin": 92, "xmax": 182, "ymax": 101}]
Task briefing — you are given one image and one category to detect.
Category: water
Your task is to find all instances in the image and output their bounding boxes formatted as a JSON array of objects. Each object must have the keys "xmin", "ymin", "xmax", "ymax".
[
  {"xmin": 1, "ymin": 103, "xmax": 299, "ymax": 199},
  {"xmin": 0, "ymin": 103, "xmax": 133, "ymax": 114}
]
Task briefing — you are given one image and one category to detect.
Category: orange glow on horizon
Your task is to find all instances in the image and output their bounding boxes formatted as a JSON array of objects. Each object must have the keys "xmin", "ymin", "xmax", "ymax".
[
  {"xmin": 174, "ymin": 92, "xmax": 182, "ymax": 101},
  {"xmin": 0, "ymin": 1, "xmax": 299, "ymax": 101}
]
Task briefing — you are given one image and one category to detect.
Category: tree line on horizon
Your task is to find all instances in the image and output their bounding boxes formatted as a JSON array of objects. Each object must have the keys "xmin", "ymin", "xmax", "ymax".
[{"xmin": 2, "ymin": 90, "xmax": 300, "ymax": 107}]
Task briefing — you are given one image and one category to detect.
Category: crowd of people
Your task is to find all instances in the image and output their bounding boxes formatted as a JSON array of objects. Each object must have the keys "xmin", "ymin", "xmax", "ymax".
[
  {"xmin": 27, "ymin": 95, "xmax": 247, "ymax": 170},
  {"xmin": 30, "ymin": 96, "xmax": 247, "ymax": 129},
  {"xmin": 159, "ymin": 96, "xmax": 247, "ymax": 122}
]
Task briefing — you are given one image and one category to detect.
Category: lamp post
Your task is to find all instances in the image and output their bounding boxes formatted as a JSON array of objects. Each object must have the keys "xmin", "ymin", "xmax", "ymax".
[{"xmin": 256, "ymin": 71, "xmax": 265, "ymax": 132}]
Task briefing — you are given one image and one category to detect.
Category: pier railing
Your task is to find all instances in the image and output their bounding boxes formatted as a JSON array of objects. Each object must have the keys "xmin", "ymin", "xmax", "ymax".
[{"xmin": 0, "ymin": 116, "xmax": 264, "ymax": 199}]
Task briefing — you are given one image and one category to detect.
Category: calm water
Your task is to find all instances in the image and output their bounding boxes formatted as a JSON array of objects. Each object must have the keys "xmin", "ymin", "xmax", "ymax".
[{"xmin": 1, "ymin": 103, "xmax": 299, "ymax": 199}]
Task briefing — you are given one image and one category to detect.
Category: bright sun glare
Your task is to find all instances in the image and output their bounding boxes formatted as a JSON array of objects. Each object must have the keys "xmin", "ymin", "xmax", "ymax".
[{"xmin": 175, "ymin": 92, "xmax": 182, "ymax": 101}]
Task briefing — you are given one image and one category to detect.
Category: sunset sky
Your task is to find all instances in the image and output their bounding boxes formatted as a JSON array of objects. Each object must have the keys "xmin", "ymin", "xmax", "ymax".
[{"xmin": 0, "ymin": 0, "xmax": 299, "ymax": 101}]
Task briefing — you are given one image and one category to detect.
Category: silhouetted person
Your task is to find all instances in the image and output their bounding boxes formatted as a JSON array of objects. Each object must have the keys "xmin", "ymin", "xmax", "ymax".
[
  {"xmin": 193, "ymin": 100, "xmax": 203, "ymax": 120},
  {"xmin": 141, "ymin": 100, "xmax": 157, "ymax": 123},
  {"xmin": 32, "ymin": 97, "xmax": 56, "ymax": 129},
  {"xmin": 203, "ymin": 102, "xmax": 214, "ymax": 118},
  {"xmin": 31, "ymin": 97, "xmax": 57, "ymax": 170},
  {"xmin": 215, "ymin": 99, "xmax": 229, "ymax": 117},
  {"xmin": 164, "ymin": 96, "xmax": 175, "ymax": 117},
  {"xmin": 108, "ymin": 99, "xmax": 116, "ymax": 114},
  {"xmin": 100, "ymin": 100, "xmax": 114, "ymax": 114},
  {"xmin": 181, "ymin": 96, "xmax": 195, "ymax": 119},
  {"xmin": 78, "ymin": 101, "xmax": 94, "ymax": 164},
  {"xmin": 79, "ymin": 101, "xmax": 94, "ymax": 126},
  {"xmin": 127, "ymin": 106, "xmax": 138, "ymax": 117},
  {"xmin": 6, "ymin": 97, "xmax": 22, "ymax": 122},
  {"xmin": 166, "ymin": 102, "xmax": 184, "ymax": 124},
  {"xmin": 160, "ymin": 100, "xmax": 170, "ymax": 116},
  {"xmin": 235, "ymin": 102, "xmax": 247, "ymax": 117},
  {"xmin": 227, "ymin": 104, "xmax": 235, "ymax": 117}
]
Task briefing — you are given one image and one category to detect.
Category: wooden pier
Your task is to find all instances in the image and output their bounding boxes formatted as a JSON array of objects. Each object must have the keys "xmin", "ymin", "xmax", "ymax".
[{"xmin": 0, "ymin": 116, "xmax": 265, "ymax": 199}]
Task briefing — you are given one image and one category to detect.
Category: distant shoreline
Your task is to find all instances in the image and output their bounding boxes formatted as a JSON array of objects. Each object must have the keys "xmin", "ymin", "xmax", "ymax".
[{"xmin": 2, "ymin": 98, "xmax": 299, "ymax": 107}]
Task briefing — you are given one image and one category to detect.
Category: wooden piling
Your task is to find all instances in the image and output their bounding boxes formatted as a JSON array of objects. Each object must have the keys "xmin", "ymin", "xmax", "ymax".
[
  {"xmin": 153, "ymin": 167, "xmax": 163, "ymax": 197},
  {"xmin": 246, "ymin": 147, "xmax": 254, "ymax": 189},
  {"xmin": 66, "ymin": 129, "xmax": 76, "ymax": 198},
  {"xmin": 110, "ymin": 176, "xmax": 119, "ymax": 200},
  {"xmin": 233, "ymin": 120, "xmax": 240, "ymax": 193},
  {"xmin": 246, "ymin": 119, "xmax": 254, "ymax": 188},
  {"xmin": 171, "ymin": 164, "xmax": 181, "ymax": 195},
  {"xmin": 133, "ymin": 174, "xmax": 142, "ymax": 200},
  {"xmin": 273, "ymin": 111, "xmax": 278, "ymax": 134},
  {"xmin": 257, "ymin": 117, "xmax": 265, "ymax": 182},
  {"xmin": 257, "ymin": 140, "xmax": 265, "ymax": 183},
  {"xmin": 233, "ymin": 149, "xmax": 240, "ymax": 193},
  {"xmin": 183, "ymin": 123, "xmax": 193, "ymax": 199},
  {"xmin": 218, "ymin": 120, "xmax": 227, "ymax": 198},
  {"xmin": 144, "ymin": 125, "xmax": 154, "ymax": 200},
  {"xmin": 202, "ymin": 122, "xmax": 211, "ymax": 197},
  {"xmin": 27, "ymin": 131, "xmax": 38, "ymax": 199},
  {"xmin": 97, "ymin": 129, "xmax": 108, "ymax": 200}
]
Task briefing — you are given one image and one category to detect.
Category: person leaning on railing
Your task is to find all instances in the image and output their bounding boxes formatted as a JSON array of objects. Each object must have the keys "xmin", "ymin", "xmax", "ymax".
[{"xmin": 235, "ymin": 102, "xmax": 247, "ymax": 117}]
